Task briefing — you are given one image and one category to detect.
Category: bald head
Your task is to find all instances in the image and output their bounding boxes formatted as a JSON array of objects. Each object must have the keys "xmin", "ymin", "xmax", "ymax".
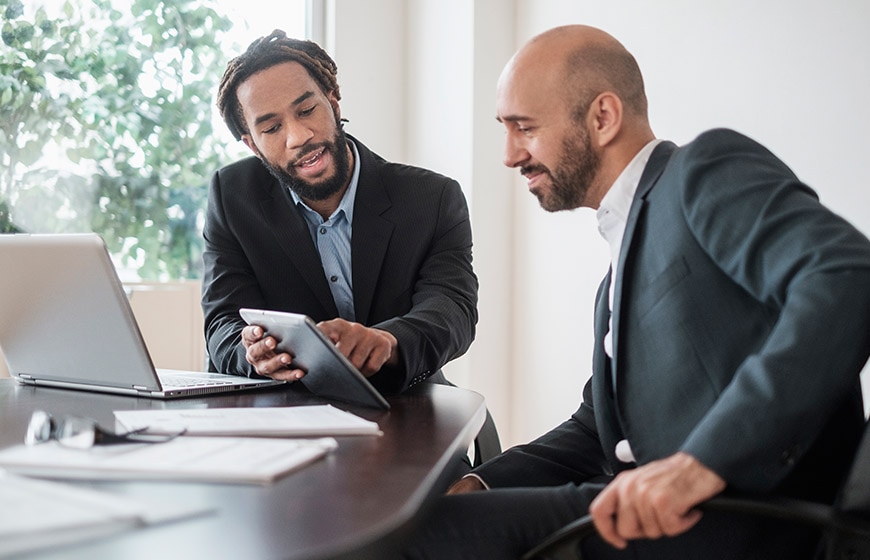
[
  {"xmin": 496, "ymin": 26, "xmax": 655, "ymax": 211},
  {"xmin": 500, "ymin": 25, "xmax": 648, "ymax": 122}
]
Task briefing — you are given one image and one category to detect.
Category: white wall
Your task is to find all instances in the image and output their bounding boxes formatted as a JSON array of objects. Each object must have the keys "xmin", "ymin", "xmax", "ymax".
[
  {"xmin": 329, "ymin": 0, "xmax": 870, "ymax": 449},
  {"xmin": 325, "ymin": 0, "xmax": 408, "ymax": 162}
]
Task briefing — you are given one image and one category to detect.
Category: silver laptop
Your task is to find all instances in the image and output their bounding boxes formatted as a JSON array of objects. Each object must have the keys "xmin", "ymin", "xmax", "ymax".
[{"xmin": 0, "ymin": 233, "xmax": 284, "ymax": 398}]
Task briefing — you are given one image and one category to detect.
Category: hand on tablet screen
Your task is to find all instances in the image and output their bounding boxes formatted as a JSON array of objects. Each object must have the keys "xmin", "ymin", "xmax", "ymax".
[
  {"xmin": 237, "ymin": 309, "xmax": 392, "ymax": 409},
  {"xmin": 317, "ymin": 319, "xmax": 399, "ymax": 377},
  {"xmin": 242, "ymin": 324, "xmax": 306, "ymax": 381}
]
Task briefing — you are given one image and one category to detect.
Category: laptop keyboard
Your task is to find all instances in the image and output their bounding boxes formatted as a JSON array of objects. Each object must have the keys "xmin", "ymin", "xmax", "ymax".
[{"xmin": 161, "ymin": 375, "xmax": 235, "ymax": 388}]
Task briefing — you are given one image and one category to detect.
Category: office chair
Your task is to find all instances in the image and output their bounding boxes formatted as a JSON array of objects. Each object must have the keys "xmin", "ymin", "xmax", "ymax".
[
  {"xmin": 472, "ymin": 408, "xmax": 501, "ymax": 467},
  {"xmin": 523, "ymin": 419, "xmax": 870, "ymax": 560},
  {"xmin": 436, "ymin": 375, "xmax": 500, "ymax": 467}
]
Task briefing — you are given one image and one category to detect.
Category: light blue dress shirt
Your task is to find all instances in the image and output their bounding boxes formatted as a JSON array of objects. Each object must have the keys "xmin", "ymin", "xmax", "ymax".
[{"xmin": 290, "ymin": 140, "xmax": 361, "ymax": 321}]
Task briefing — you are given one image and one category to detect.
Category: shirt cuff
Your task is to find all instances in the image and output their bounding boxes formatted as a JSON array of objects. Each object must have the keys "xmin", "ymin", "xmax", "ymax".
[{"xmin": 463, "ymin": 473, "xmax": 490, "ymax": 490}]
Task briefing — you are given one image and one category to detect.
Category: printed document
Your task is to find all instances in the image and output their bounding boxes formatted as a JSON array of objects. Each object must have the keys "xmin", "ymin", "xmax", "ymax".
[
  {"xmin": 0, "ymin": 471, "xmax": 207, "ymax": 557},
  {"xmin": 0, "ymin": 436, "xmax": 337, "ymax": 485},
  {"xmin": 113, "ymin": 405, "xmax": 382, "ymax": 437}
]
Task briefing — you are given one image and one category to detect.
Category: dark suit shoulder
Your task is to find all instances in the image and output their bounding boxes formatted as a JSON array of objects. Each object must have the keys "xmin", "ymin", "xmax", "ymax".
[
  {"xmin": 353, "ymin": 136, "xmax": 460, "ymax": 195},
  {"xmin": 678, "ymin": 128, "xmax": 790, "ymax": 170},
  {"xmin": 210, "ymin": 156, "xmax": 281, "ymax": 208},
  {"xmin": 378, "ymin": 160, "xmax": 460, "ymax": 196},
  {"xmin": 666, "ymin": 128, "xmax": 806, "ymax": 203}
]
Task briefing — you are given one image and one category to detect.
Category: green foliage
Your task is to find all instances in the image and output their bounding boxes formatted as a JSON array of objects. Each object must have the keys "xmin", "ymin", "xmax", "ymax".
[{"xmin": 0, "ymin": 0, "xmax": 240, "ymax": 279}]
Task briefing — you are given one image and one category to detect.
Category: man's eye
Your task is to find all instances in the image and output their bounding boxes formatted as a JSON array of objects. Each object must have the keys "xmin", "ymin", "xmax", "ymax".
[
  {"xmin": 299, "ymin": 106, "xmax": 316, "ymax": 117},
  {"xmin": 262, "ymin": 124, "xmax": 279, "ymax": 134}
]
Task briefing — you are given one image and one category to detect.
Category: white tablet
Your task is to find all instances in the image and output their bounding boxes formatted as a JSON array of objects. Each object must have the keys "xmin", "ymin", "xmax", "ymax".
[{"xmin": 238, "ymin": 308, "xmax": 390, "ymax": 410}]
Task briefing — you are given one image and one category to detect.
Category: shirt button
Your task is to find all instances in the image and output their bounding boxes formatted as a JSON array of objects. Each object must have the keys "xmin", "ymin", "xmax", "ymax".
[
  {"xmin": 615, "ymin": 439, "xmax": 635, "ymax": 463},
  {"xmin": 319, "ymin": 227, "xmax": 327, "ymax": 234},
  {"xmin": 330, "ymin": 275, "xmax": 338, "ymax": 282}
]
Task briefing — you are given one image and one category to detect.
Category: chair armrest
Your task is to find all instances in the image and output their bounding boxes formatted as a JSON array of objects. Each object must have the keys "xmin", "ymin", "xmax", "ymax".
[
  {"xmin": 701, "ymin": 494, "xmax": 836, "ymax": 526},
  {"xmin": 472, "ymin": 408, "xmax": 501, "ymax": 466},
  {"xmin": 522, "ymin": 494, "xmax": 840, "ymax": 560},
  {"xmin": 521, "ymin": 514, "xmax": 596, "ymax": 560}
]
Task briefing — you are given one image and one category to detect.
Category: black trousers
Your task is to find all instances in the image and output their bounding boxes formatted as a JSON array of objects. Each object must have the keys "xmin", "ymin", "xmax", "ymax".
[{"xmin": 400, "ymin": 482, "xmax": 820, "ymax": 560}]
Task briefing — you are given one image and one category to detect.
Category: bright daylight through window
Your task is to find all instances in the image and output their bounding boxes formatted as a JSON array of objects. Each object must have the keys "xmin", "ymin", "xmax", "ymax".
[{"xmin": 0, "ymin": 0, "xmax": 308, "ymax": 280}]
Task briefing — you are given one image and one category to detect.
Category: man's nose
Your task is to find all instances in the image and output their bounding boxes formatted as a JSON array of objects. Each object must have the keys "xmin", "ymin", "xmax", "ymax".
[
  {"xmin": 503, "ymin": 135, "xmax": 528, "ymax": 168},
  {"xmin": 285, "ymin": 122, "xmax": 314, "ymax": 151}
]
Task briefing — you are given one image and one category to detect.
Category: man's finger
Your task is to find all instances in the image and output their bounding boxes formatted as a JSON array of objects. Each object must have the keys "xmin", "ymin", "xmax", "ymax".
[
  {"xmin": 267, "ymin": 367, "xmax": 305, "ymax": 382},
  {"xmin": 241, "ymin": 325, "xmax": 263, "ymax": 344},
  {"xmin": 589, "ymin": 487, "xmax": 628, "ymax": 549},
  {"xmin": 663, "ymin": 508, "xmax": 703, "ymax": 537}
]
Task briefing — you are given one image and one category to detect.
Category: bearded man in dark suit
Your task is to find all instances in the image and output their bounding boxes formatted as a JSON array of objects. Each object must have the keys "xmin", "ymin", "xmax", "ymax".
[
  {"xmin": 402, "ymin": 24, "xmax": 870, "ymax": 560},
  {"xmin": 203, "ymin": 31, "xmax": 478, "ymax": 395}
]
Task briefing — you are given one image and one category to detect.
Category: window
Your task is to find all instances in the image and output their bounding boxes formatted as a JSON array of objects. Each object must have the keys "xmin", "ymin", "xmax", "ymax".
[{"xmin": 0, "ymin": 0, "xmax": 310, "ymax": 280}]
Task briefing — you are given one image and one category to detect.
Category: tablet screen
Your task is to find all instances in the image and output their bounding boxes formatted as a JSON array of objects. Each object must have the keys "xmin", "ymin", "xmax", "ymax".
[{"xmin": 238, "ymin": 308, "xmax": 390, "ymax": 410}]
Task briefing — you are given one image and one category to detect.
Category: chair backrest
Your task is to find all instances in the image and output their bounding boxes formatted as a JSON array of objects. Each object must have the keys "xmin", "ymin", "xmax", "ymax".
[{"xmin": 837, "ymin": 419, "xmax": 870, "ymax": 514}]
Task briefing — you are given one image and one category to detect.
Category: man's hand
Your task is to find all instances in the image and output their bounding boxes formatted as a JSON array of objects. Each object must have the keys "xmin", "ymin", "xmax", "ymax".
[
  {"xmin": 317, "ymin": 318, "xmax": 399, "ymax": 377},
  {"xmin": 589, "ymin": 452, "xmax": 726, "ymax": 549},
  {"xmin": 242, "ymin": 325, "xmax": 305, "ymax": 381},
  {"xmin": 446, "ymin": 475, "xmax": 487, "ymax": 495}
]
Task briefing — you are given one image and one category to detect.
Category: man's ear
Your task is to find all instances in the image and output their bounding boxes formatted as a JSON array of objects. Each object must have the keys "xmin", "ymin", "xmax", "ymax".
[
  {"xmin": 588, "ymin": 92, "xmax": 623, "ymax": 148},
  {"xmin": 241, "ymin": 135, "xmax": 261, "ymax": 158},
  {"xmin": 328, "ymin": 91, "xmax": 342, "ymax": 123}
]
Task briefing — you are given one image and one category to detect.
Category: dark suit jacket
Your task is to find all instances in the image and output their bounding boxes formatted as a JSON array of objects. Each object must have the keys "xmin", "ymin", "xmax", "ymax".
[
  {"xmin": 201, "ymin": 136, "xmax": 478, "ymax": 393},
  {"xmin": 477, "ymin": 129, "xmax": 870, "ymax": 511}
]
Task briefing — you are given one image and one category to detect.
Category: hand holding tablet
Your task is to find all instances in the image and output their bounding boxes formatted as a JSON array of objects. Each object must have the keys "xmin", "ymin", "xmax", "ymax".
[{"xmin": 239, "ymin": 308, "xmax": 390, "ymax": 410}]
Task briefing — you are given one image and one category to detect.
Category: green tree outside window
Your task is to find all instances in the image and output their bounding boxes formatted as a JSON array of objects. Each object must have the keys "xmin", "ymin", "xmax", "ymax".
[{"xmin": 1, "ymin": 0, "xmax": 243, "ymax": 279}]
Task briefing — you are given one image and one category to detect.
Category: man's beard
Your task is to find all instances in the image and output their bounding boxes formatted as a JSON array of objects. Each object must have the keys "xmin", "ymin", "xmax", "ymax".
[
  {"xmin": 524, "ymin": 126, "xmax": 601, "ymax": 212},
  {"xmin": 261, "ymin": 127, "xmax": 351, "ymax": 202}
]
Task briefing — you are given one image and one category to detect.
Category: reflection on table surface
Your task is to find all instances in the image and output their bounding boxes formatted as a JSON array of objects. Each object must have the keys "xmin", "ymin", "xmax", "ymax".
[{"xmin": 0, "ymin": 379, "xmax": 485, "ymax": 560}]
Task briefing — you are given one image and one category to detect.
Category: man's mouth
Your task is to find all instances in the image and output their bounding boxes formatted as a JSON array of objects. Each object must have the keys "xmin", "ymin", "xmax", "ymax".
[
  {"xmin": 295, "ymin": 147, "xmax": 326, "ymax": 168},
  {"xmin": 521, "ymin": 165, "xmax": 547, "ymax": 186}
]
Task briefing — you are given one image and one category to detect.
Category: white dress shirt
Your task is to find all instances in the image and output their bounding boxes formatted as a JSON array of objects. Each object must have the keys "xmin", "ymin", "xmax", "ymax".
[
  {"xmin": 596, "ymin": 138, "xmax": 663, "ymax": 356},
  {"xmin": 595, "ymin": 139, "xmax": 663, "ymax": 462}
]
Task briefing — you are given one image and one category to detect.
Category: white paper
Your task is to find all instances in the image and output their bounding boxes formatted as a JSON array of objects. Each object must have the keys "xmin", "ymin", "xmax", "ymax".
[
  {"xmin": 113, "ymin": 405, "xmax": 382, "ymax": 437},
  {"xmin": 0, "ymin": 436, "xmax": 337, "ymax": 485},
  {"xmin": 0, "ymin": 471, "xmax": 207, "ymax": 557}
]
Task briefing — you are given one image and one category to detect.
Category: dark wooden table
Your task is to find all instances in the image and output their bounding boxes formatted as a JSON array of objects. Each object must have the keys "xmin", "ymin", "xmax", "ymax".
[{"xmin": 0, "ymin": 379, "xmax": 485, "ymax": 559}]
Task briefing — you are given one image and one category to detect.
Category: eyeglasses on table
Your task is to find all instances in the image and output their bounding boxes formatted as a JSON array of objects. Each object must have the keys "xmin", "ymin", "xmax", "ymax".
[{"xmin": 25, "ymin": 409, "xmax": 186, "ymax": 449}]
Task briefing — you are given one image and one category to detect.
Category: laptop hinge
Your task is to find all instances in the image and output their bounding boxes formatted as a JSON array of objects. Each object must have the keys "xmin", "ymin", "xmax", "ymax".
[{"xmin": 132, "ymin": 385, "xmax": 149, "ymax": 391}]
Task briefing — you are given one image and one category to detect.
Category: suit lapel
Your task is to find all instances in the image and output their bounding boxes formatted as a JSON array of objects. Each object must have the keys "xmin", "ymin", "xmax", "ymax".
[
  {"xmin": 260, "ymin": 182, "xmax": 339, "ymax": 317},
  {"xmin": 348, "ymin": 139, "xmax": 393, "ymax": 324},
  {"xmin": 591, "ymin": 269, "xmax": 625, "ymax": 469},
  {"xmin": 593, "ymin": 270, "xmax": 614, "ymax": 397},
  {"xmin": 610, "ymin": 141, "xmax": 676, "ymax": 387}
]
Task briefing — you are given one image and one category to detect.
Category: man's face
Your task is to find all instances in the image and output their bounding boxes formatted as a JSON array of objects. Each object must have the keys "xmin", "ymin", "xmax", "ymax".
[
  {"xmin": 238, "ymin": 61, "xmax": 350, "ymax": 201},
  {"xmin": 496, "ymin": 62, "xmax": 601, "ymax": 212}
]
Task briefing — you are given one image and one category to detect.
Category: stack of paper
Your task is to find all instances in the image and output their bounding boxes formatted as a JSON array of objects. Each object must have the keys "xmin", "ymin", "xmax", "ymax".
[
  {"xmin": 0, "ymin": 437, "xmax": 337, "ymax": 485},
  {"xmin": 112, "ymin": 404, "xmax": 382, "ymax": 437},
  {"xmin": 0, "ymin": 406, "xmax": 379, "ymax": 487},
  {"xmin": 0, "ymin": 471, "xmax": 207, "ymax": 557}
]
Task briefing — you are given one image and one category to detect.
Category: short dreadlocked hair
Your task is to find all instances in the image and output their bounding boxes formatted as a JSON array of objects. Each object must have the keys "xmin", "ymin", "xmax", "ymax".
[{"xmin": 217, "ymin": 29, "xmax": 341, "ymax": 141}]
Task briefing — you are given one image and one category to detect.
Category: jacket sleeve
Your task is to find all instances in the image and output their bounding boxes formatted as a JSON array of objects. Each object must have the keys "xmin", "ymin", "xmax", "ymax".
[
  {"xmin": 370, "ymin": 179, "xmax": 479, "ymax": 392},
  {"xmin": 201, "ymin": 167, "xmax": 263, "ymax": 377},
  {"xmin": 473, "ymin": 379, "xmax": 610, "ymax": 488},
  {"xmin": 675, "ymin": 129, "xmax": 870, "ymax": 491}
]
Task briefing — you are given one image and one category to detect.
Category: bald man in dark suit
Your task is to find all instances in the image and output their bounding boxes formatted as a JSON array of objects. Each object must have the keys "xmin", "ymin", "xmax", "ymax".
[{"xmin": 402, "ymin": 25, "xmax": 870, "ymax": 559}]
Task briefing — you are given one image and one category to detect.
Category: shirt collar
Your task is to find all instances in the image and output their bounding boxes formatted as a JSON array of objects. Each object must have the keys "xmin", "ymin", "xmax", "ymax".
[
  {"xmin": 290, "ymin": 138, "xmax": 361, "ymax": 225},
  {"xmin": 596, "ymin": 138, "xmax": 664, "ymax": 242}
]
